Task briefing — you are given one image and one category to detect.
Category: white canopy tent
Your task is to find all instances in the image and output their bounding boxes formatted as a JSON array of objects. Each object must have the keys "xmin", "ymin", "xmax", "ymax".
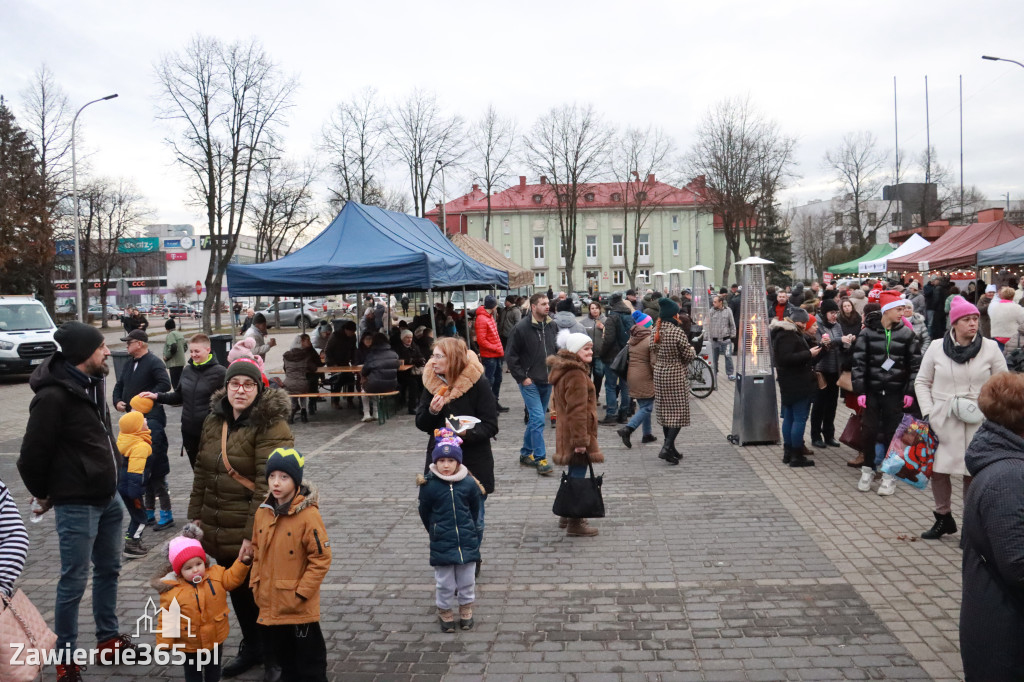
[{"xmin": 858, "ymin": 233, "xmax": 930, "ymax": 274}]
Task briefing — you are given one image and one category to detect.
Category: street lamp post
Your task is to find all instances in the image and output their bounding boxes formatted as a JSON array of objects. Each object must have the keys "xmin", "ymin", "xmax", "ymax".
[
  {"xmin": 71, "ymin": 93, "xmax": 118, "ymax": 321},
  {"xmin": 982, "ymin": 55, "xmax": 1024, "ymax": 70},
  {"xmin": 435, "ymin": 159, "xmax": 447, "ymax": 233}
]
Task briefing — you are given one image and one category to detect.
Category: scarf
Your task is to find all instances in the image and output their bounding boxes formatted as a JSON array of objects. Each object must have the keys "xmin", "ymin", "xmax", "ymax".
[{"xmin": 943, "ymin": 329, "xmax": 982, "ymax": 365}]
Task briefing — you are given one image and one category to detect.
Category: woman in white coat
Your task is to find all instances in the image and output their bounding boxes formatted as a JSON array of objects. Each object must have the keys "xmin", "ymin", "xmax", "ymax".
[{"xmin": 915, "ymin": 296, "xmax": 1007, "ymax": 539}]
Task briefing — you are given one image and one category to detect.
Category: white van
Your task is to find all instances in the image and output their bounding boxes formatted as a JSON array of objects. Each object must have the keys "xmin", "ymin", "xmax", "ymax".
[{"xmin": 0, "ymin": 295, "xmax": 59, "ymax": 374}]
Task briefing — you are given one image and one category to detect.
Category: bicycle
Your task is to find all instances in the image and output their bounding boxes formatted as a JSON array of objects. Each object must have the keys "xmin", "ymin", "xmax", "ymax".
[{"xmin": 687, "ymin": 330, "xmax": 716, "ymax": 399}]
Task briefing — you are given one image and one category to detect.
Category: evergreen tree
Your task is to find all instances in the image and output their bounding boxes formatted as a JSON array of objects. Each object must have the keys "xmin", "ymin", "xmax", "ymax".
[
  {"xmin": 0, "ymin": 96, "xmax": 46, "ymax": 293},
  {"xmin": 757, "ymin": 202, "xmax": 793, "ymax": 286}
]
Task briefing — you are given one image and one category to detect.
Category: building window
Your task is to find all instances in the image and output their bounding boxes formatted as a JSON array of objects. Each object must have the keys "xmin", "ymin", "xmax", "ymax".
[
  {"xmin": 585, "ymin": 235, "xmax": 597, "ymax": 263},
  {"xmin": 560, "ymin": 270, "xmax": 568, "ymax": 287},
  {"xmin": 502, "ymin": 219, "xmax": 510, "ymax": 234},
  {"xmin": 638, "ymin": 234, "xmax": 650, "ymax": 258},
  {"xmin": 892, "ymin": 211, "xmax": 902, "ymax": 225},
  {"xmin": 834, "ymin": 212, "xmax": 843, "ymax": 226},
  {"xmin": 636, "ymin": 191, "xmax": 647, "ymax": 201},
  {"xmin": 533, "ymin": 236, "xmax": 545, "ymax": 261},
  {"xmin": 584, "ymin": 193, "xmax": 595, "ymax": 202},
  {"xmin": 867, "ymin": 212, "xmax": 877, "ymax": 226},
  {"xmin": 558, "ymin": 193, "xmax": 568, "ymax": 204},
  {"xmin": 612, "ymin": 234, "xmax": 623, "ymax": 259},
  {"xmin": 559, "ymin": 238, "xmax": 567, "ymax": 266},
  {"xmin": 532, "ymin": 194, "xmax": 543, "ymax": 204},
  {"xmin": 504, "ymin": 244, "xmax": 511, "ymax": 259},
  {"xmin": 611, "ymin": 192, "xmax": 622, "ymax": 202},
  {"xmin": 672, "ymin": 240, "xmax": 680, "ymax": 256},
  {"xmin": 672, "ymin": 214, "xmax": 679, "ymax": 230},
  {"xmin": 639, "ymin": 268, "xmax": 650, "ymax": 283},
  {"xmin": 534, "ymin": 271, "xmax": 547, "ymax": 287},
  {"xmin": 835, "ymin": 230, "xmax": 844, "ymax": 246},
  {"xmin": 612, "ymin": 270, "xmax": 625, "ymax": 286}
]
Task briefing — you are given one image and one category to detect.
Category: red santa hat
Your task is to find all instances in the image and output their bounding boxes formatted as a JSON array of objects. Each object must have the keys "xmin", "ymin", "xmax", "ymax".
[{"xmin": 879, "ymin": 290, "xmax": 905, "ymax": 313}]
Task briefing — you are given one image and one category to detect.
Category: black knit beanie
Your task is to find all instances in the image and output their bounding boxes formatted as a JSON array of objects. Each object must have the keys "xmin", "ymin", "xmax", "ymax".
[{"xmin": 54, "ymin": 321, "xmax": 105, "ymax": 365}]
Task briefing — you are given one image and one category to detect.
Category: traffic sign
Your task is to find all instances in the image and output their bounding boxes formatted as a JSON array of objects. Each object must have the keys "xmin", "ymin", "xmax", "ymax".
[{"xmin": 195, "ymin": 280, "xmax": 203, "ymax": 296}]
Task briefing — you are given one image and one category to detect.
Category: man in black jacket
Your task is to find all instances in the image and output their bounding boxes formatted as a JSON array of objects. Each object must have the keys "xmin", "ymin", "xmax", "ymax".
[
  {"xmin": 112, "ymin": 330, "xmax": 172, "ymax": 538},
  {"xmin": 18, "ymin": 322, "xmax": 136, "ymax": 679},
  {"xmin": 851, "ymin": 291, "xmax": 922, "ymax": 496},
  {"xmin": 505, "ymin": 293, "xmax": 558, "ymax": 476},
  {"xmin": 600, "ymin": 293, "xmax": 635, "ymax": 424},
  {"xmin": 142, "ymin": 333, "xmax": 226, "ymax": 469}
]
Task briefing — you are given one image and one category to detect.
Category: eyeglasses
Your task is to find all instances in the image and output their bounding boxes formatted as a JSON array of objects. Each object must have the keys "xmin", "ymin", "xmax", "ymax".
[
  {"xmin": 227, "ymin": 381, "xmax": 258, "ymax": 392},
  {"xmin": 431, "ymin": 354, "xmax": 445, "ymax": 360}
]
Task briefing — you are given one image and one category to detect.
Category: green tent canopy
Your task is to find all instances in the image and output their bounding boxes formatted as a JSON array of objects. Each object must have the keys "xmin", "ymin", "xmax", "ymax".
[{"xmin": 828, "ymin": 244, "xmax": 895, "ymax": 276}]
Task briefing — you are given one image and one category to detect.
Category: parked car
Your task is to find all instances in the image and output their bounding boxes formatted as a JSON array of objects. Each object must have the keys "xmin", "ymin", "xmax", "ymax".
[
  {"xmin": 87, "ymin": 304, "xmax": 123, "ymax": 320},
  {"xmin": 166, "ymin": 303, "xmax": 197, "ymax": 318},
  {"xmin": 0, "ymin": 295, "xmax": 58, "ymax": 374},
  {"xmin": 261, "ymin": 299, "xmax": 322, "ymax": 328},
  {"xmin": 449, "ymin": 290, "xmax": 482, "ymax": 312},
  {"xmin": 567, "ymin": 293, "xmax": 584, "ymax": 315}
]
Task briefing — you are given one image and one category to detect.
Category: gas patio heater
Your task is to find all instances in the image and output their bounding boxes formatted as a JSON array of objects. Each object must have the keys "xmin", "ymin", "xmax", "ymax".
[
  {"xmin": 688, "ymin": 265, "xmax": 712, "ymax": 328},
  {"xmin": 667, "ymin": 268, "xmax": 684, "ymax": 296},
  {"xmin": 728, "ymin": 256, "xmax": 780, "ymax": 446},
  {"xmin": 651, "ymin": 271, "xmax": 666, "ymax": 294}
]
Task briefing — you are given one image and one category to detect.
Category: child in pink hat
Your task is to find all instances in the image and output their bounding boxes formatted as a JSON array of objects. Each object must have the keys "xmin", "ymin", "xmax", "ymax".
[{"xmin": 152, "ymin": 524, "xmax": 251, "ymax": 680}]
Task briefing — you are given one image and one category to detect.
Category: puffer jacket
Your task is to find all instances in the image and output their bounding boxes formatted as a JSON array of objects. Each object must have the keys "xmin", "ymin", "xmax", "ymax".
[
  {"xmin": 625, "ymin": 325, "xmax": 655, "ymax": 399},
  {"xmin": 601, "ymin": 300, "xmax": 635, "ymax": 363},
  {"xmin": 960, "ymin": 421, "xmax": 1024, "ymax": 681},
  {"xmin": 553, "ymin": 311, "xmax": 585, "ymax": 338},
  {"xmin": 851, "ymin": 311, "xmax": 921, "ymax": 398},
  {"xmin": 394, "ymin": 339, "xmax": 425, "ymax": 368},
  {"xmin": 360, "ymin": 339, "xmax": 400, "ymax": 393},
  {"xmin": 187, "ymin": 387, "xmax": 293, "ymax": 563},
  {"xmin": 281, "ymin": 346, "xmax": 321, "ymax": 394},
  {"xmin": 251, "ymin": 482, "xmax": 331, "ymax": 626},
  {"xmin": 417, "ymin": 465, "xmax": 483, "ymax": 566},
  {"xmin": 814, "ymin": 317, "xmax": 846, "ymax": 375},
  {"xmin": 156, "ymin": 355, "xmax": 227, "ymax": 439},
  {"xmin": 19, "ymin": 354, "xmax": 119, "ymax": 507},
  {"xmin": 505, "ymin": 314, "xmax": 558, "ymax": 385},
  {"xmin": 151, "ymin": 557, "xmax": 250, "ymax": 652},
  {"xmin": 474, "ymin": 306, "xmax": 504, "ymax": 358},
  {"xmin": 416, "ymin": 351, "xmax": 498, "ymax": 493},
  {"xmin": 641, "ymin": 292, "xmax": 660, "ymax": 320},
  {"xmin": 770, "ymin": 320, "xmax": 818, "ymax": 405},
  {"xmin": 546, "ymin": 350, "xmax": 604, "ymax": 467},
  {"xmin": 497, "ymin": 304, "xmax": 521, "ymax": 342}
]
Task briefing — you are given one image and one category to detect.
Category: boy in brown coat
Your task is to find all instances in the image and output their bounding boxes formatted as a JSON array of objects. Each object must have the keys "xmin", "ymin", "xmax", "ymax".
[
  {"xmin": 250, "ymin": 447, "xmax": 331, "ymax": 681},
  {"xmin": 546, "ymin": 332, "xmax": 605, "ymax": 537}
]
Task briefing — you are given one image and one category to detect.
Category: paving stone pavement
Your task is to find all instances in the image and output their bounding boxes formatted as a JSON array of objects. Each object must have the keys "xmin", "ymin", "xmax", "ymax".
[{"xmin": 0, "ymin": 342, "xmax": 964, "ymax": 680}]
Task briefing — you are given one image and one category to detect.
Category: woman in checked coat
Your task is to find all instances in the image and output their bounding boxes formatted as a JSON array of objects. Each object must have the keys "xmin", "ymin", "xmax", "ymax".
[{"xmin": 650, "ymin": 297, "xmax": 695, "ymax": 465}]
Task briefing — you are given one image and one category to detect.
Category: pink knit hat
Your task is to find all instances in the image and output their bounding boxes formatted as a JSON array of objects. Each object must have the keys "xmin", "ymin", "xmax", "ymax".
[
  {"xmin": 169, "ymin": 536, "xmax": 206, "ymax": 576},
  {"xmin": 949, "ymin": 295, "xmax": 980, "ymax": 324}
]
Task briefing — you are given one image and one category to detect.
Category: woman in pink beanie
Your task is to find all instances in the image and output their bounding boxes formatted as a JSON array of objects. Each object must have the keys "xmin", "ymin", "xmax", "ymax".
[{"xmin": 151, "ymin": 524, "xmax": 252, "ymax": 681}]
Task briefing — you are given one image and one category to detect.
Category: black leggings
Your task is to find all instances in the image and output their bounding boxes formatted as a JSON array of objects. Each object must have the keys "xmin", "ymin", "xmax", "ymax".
[{"xmin": 810, "ymin": 372, "xmax": 839, "ymax": 440}]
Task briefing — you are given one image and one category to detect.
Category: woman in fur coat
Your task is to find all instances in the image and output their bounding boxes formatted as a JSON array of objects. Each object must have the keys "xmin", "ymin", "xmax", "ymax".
[{"xmin": 547, "ymin": 332, "xmax": 604, "ymax": 537}]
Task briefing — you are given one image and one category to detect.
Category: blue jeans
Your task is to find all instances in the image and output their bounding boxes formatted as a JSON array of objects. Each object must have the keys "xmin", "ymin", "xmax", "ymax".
[
  {"xmin": 711, "ymin": 339, "xmax": 734, "ymax": 377},
  {"xmin": 780, "ymin": 397, "xmax": 812, "ymax": 449},
  {"xmin": 591, "ymin": 357, "xmax": 605, "ymax": 399},
  {"xmin": 481, "ymin": 356, "xmax": 503, "ymax": 401},
  {"xmin": 519, "ymin": 381, "xmax": 552, "ymax": 461},
  {"xmin": 602, "ymin": 363, "xmax": 630, "ymax": 416},
  {"xmin": 626, "ymin": 397, "xmax": 654, "ymax": 436},
  {"xmin": 54, "ymin": 497, "xmax": 124, "ymax": 652}
]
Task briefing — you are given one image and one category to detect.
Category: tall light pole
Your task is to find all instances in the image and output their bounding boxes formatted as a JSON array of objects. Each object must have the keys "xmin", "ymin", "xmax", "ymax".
[
  {"xmin": 982, "ymin": 55, "xmax": 1024, "ymax": 70},
  {"xmin": 71, "ymin": 93, "xmax": 118, "ymax": 321},
  {"xmin": 435, "ymin": 159, "xmax": 447, "ymax": 233}
]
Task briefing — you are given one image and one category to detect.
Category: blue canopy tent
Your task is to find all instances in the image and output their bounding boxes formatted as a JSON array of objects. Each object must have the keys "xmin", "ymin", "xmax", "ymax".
[{"xmin": 227, "ymin": 202, "xmax": 509, "ymax": 295}]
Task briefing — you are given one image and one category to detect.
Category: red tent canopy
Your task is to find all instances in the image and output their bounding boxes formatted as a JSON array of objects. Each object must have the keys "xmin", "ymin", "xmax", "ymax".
[{"xmin": 888, "ymin": 219, "xmax": 1024, "ymax": 272}]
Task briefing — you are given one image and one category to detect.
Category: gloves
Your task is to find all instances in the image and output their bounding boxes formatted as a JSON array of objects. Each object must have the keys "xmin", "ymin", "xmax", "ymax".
[
  {"xmin": 118, "ymin": 472, "xmax": 145, "ymax": 501},
  {"xmin": 856, "ymin": 395, "xmax": 867, "ymax": 409},
  {"xmin": 903, "ymin": 395, "xmax": 914, "ymax": 409}
]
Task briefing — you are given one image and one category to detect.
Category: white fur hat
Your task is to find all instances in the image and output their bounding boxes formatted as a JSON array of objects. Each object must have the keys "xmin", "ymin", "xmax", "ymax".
[{"xmin": 565, "ymin": 332, "xmax": 593, "ymax": 354}]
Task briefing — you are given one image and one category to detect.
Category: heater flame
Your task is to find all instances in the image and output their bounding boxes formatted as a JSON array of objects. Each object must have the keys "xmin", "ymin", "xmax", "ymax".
[{"xmin": 749, "ymin": 315, "xmax": 758, "ymax": 366}]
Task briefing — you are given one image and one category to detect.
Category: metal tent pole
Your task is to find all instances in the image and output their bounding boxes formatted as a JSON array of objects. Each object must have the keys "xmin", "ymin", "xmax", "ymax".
[
  {"xmin": 300, "ymin": 296, "xmax": 306, "ymax": 333},
  {"xmin": 462, "ymin": 285, "xmax": 471, "ymax": 346},
  {"xmin": 428, "ymin": 288, "xmax": 437, "ymax": 341}
]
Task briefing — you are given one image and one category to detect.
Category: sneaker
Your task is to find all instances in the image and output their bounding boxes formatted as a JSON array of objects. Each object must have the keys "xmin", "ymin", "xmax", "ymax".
[
  {"xmin": 56, "ymin": 663, "xmax": 85, "ymax": 682},
  {"xmin": 519, "ymin": 455, "xmax": 539, "ymax": 467},
  {"xmin": 361, "ymin": 415, "xmax": 375, "ymax": 423},
  {"xmin": 857, "ymin": 466, "xmax": 874, "ymax": 492},
  {"xmin": 811, "ymin": 439, "xmax": 827, "ymax": 448},
  {"xmin": 825, "ymin": 438, "xmax": 841, "ymax": 447},
  {"xmin": 96, "ymin": 633, "xmax": 137, "ymax": 662},
  {"xmin": 877, "ymin": 474, "xmax": 897, "ymax": 496},
  {"xmin": 536, "ymin": 459, "xmax": 554, "ymax": 476},
  {"xmin": 123, "ymin": 537, "xmax": 148, "ymax": 559},
  {"xmin": 641, "ymin": 434, "xmax": 657, "ymax": 444},
  {"xmin": 155, "ymin": 511, "xmax": 175, "ymax": 531}
]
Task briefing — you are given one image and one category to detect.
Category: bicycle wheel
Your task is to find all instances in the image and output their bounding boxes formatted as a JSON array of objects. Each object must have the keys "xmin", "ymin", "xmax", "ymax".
[{"xmin": 688, "ymin": 357, "xmax": 715, "ymax": 399}]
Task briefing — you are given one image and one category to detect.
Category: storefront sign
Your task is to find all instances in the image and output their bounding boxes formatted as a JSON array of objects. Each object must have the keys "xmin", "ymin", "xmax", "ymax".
[
  {"xmin": 164, "ymin": 239, "xmax": 181, "ymax": 248},
  {"xmin": 117, "ymin": 237, "xmax": 160, "ymax": 254},
  {"xmin": 200, "ymin": 235, "xmax": 232, "ymax": 250},
  {"xmin": 166, "ymin": 252, "xmax": 187, "ymax": 261}
]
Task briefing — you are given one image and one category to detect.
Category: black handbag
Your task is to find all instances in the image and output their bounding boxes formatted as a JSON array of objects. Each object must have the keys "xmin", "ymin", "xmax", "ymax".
[
  {"xmin": 552, "ymin": 461, "xmax": 605, "ymax": 519},
  {"xmin": 609, "ymin": 343, "xmax": 630, "ymax": 379}
]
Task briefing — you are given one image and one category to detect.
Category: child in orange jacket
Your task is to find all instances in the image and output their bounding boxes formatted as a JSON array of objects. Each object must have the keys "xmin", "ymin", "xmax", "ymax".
[
  {"xmin": 250, "ymin": 447, "xmax": 331, "ymax": 681},
  {"xmin": 116, "ymin": 407, "xmax": 151, "ymax": 560},
  {"xmin": 151, "ymin": 523, "xmax": 251, "ymax": 681}
]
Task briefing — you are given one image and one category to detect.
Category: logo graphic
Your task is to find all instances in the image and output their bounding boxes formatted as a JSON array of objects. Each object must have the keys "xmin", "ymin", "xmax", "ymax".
[{"xmin": 134, "ymin": 597, "xmax": 194, "ymax": 639}]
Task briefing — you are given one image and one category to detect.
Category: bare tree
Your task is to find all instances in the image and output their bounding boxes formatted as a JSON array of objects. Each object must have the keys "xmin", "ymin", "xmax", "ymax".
[
  {"xmin": 20, "ymin": 65, "xmax": 74, "ymax": 312},
  {"xmin": 321, "ymin": 87, "xmax": 388, "ymax": 210},
  {"xmin": 155, "ymin": 36, "xmax": 296, "ymax": 332},
  {"xmin": 470, "ymin": 105, "xmax": 517, "ymax": 241},
  {"xmin": 173, "ymin": 282, "xmax": 193, "ymax": 303},
  {"xmin": 78, "ymin": 178, "xmax": 151, "ymax": 327},
  {"xmin": 248, "ymin": 150, "xmax": 320, "ymax": 262},
  {"xmin": 611, "ymin": 125, "xmax": 675, "ymax": 285},
  {"xmin": 387, "ymin": 89, "xmax": 466, "ymax": 218},
  {"xmin": 823, "ymin": 132, "xmax": 893, "ymax": 250},
  {"xmin": 791, "ymin": 207, "xmax": 833, "ymax": 280},
  {"xmin": 523, "ymin": 104, "xmax": 615, "ymax": 293}
]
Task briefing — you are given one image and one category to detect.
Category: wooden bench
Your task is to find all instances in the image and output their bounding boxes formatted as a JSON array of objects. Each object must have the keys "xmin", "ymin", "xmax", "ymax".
[{"xmin": 287, "ymin": 391, "xmax": 401, "ymax": 425}]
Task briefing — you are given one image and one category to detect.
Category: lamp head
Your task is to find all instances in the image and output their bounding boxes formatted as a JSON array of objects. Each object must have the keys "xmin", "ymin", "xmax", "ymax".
[
  {"xmin": 982, "ymin": 55, "xmax": 1000, "ymax": 61},
  {"xmin": 102, "ymin": 94, "xmax": 119, "ymax": 100}
]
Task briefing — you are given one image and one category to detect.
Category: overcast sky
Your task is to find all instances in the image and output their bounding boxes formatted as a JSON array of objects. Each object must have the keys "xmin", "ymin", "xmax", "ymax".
[{"xmin": 3, "ymin": 0, "xmax": 1023, "ymax": 231}]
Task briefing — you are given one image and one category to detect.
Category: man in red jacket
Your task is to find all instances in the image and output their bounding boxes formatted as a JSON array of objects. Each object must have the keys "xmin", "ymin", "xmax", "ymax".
[{"xmin": 476, "ymin": 296, "xmax": 510, "ymax": 412}]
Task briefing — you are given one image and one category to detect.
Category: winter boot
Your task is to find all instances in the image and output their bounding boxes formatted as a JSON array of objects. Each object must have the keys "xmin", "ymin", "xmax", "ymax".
[
  {"xmin": 438, "ymin": 608, "xmax": 456, "ymax": 633},
  {"xmin": 459, "ymin": 602, "xmax": 475, "ymax": 630},
  {"xmin": 921, "ymin": 511, "xmax": 958, "ymax": 539},
  {"xmin": 558, "ymin": 516, "xmax": 569, "ymax": 528},
  {"xmin": 56, "ymin": 663, "xmax": 84, "ymax": 682},
  {"xmin": 122, "ymin": 536, "xmax": 148, "ymax": 560},
  {"xmin": 599, "ymin": 413, "xmax": 619, "ymax": 425},
  {"xmin": 222, "ymin": 638, "xmax": 262, "ymax": 677},
  {"xmin": 641, "ymin": 434, "xmax": 657, "ymax": 444},
  {"xmin": 663, "ymin": 427, "xmax": 682, "ymax": 463},
  {"xmin": 616, "ymin": 425, "xmax": 635, "ymax": 449},
  {"xmin": 566, "ymin": 518, "xmax": 599, "ymax": 536},
  {"xmin": 857, "ymin": 466, "xmax": 874, "ymax": 492},
  {"xmin": 788, "ymin": 450, "xmax": 816, "ymax": 467},
  {"xmin": 847, "ymin": 453, "xmax": 865, "ymax": 468},
  {"xmin": 155, "ymin": 510, "xmax": 175, "ymax": 531},
  {"xmin": 616, "ymin": 410, "xmax": 629, "ymax": 424},
  {"xmin": 145, "ymin": 508, "xmax": 156, "ymax": 526},
  {"xmin": 300, "ymin": 408, "xmax": 309, "ymax": 423},
  {"xmin": 782, "ymin": 445, "xmax": 793, "ymax": 465}
]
